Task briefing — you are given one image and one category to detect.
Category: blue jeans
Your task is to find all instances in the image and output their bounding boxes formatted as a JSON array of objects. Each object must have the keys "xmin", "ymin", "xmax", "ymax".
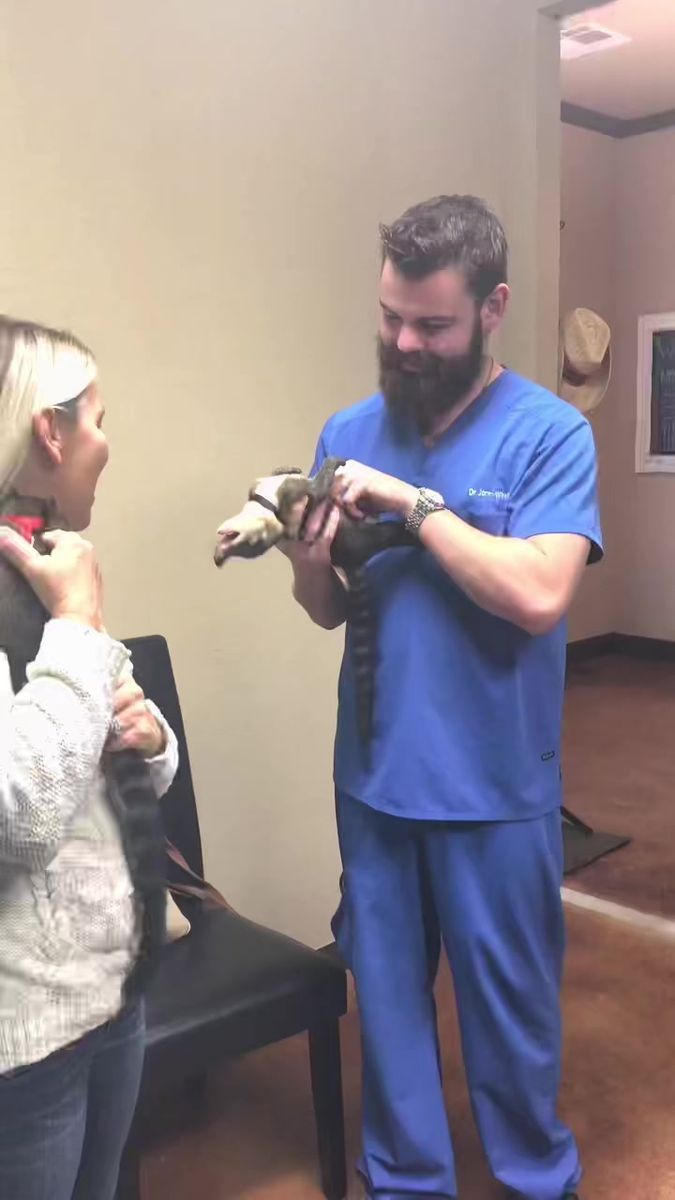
[{"xmin": 0, "ymin": 1001, "xmax": 145, "ymax": 1200}]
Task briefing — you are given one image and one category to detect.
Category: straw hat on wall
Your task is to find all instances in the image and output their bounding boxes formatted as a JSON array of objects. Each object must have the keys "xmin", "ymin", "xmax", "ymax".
[{"xmin": 558, "ymin": 307, "xmax": 611, "ymax": 414}]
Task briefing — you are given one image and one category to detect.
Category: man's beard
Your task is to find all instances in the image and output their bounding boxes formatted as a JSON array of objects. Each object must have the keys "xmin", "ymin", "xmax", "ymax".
[{"xmin": 379, "ymin": 315, "xmax": 485, "ymax": 436}]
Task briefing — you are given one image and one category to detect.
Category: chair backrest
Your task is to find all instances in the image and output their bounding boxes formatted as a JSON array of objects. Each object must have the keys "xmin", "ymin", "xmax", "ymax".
[{"xmin": 123, "ymin": 635, "xmax": 205, "ymax": 879}]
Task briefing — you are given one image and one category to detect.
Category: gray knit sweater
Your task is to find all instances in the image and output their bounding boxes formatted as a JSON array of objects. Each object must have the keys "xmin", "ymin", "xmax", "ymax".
[{"xmin": 0, "ymin": 619, "xmax": 178, "ymax": 1073}]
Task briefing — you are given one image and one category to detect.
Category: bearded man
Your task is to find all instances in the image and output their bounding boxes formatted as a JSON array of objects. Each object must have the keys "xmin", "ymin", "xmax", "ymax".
[{"xmin": 283, "ymin": 195, "xmax": 601, "ymax": 1200}]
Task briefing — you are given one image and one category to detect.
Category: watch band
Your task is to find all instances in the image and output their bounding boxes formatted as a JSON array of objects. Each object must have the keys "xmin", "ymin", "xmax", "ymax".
[{"xmin": 405, "ymin": 488, "xmax": 447, "ymax": 535}]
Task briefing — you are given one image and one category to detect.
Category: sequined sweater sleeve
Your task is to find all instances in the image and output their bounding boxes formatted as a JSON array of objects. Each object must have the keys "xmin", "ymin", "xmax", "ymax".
[{"xmin": 0, "ymin": 619, "xmax": 129, "ymax": 869}]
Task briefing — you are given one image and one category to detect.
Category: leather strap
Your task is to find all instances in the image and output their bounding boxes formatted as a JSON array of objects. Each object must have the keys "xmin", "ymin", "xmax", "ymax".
[
  {"xmin": 165, "ymin": 840, "xmax": 230, "ymax": 911},
  {"xmin": 249, "ymin": 492, "xmax": 279, "ymax": 517}
]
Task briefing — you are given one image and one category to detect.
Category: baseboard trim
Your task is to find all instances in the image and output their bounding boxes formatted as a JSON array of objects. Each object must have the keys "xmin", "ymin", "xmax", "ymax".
[
  {"xmin": 566, "ymin": 633, "xmax": 619, "ymax": 664},
  {"xmin": 567, "ymin": 632, "xmax": 675, "ymax": 666},
  {"xmin": 611, "ymin": 634, "xmax": 675, "ymax": 661}
]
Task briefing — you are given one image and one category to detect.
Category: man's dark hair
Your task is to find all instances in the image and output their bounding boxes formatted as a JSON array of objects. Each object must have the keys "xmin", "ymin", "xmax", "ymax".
[{"xmin": 379, "ymin": 195, "xmax": 508, "ymax": 304}]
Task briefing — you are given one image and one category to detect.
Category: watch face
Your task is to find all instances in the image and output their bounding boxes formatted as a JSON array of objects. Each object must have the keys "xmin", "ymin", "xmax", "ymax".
[{"xmin": 422, "ymin": 488, "xmax": 444, "ymax": 505}]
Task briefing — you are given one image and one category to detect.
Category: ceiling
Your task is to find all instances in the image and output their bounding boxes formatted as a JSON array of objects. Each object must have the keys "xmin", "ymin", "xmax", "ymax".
[{"xmin": 561, "ymin": 0, "xmax": 675, "ymax": 120}]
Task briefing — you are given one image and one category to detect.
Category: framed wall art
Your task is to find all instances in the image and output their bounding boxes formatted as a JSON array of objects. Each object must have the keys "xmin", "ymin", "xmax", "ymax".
[{"xmin": 636, "ymin": 311, "xmax": 675, "ymax": 474}]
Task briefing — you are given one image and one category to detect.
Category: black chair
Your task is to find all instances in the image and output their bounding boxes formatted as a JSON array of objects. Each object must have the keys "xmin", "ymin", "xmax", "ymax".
[{"xmin": 117, "ymin": 635, "xmax": 348, "ymax": 1200}]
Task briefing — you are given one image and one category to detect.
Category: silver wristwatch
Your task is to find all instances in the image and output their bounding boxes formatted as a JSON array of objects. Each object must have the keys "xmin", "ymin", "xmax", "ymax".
[{"xmin": 404, "ymin": 487, "xmax": 447, "ymax": 535}]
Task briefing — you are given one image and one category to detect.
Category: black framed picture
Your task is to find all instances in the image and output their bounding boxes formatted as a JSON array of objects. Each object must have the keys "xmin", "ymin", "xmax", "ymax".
[{"xmin": 636, "ymin": 313, "xmax": 675, "ymax": 473}]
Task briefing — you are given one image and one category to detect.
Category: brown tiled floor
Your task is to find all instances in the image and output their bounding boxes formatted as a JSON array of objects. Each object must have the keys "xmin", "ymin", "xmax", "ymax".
[
  {"xmin": 563, "ymin": 654, "xmax": 675, "ymax": 917},
  {"xmin": 142, "ymin": 907, "xmax": 675, "ymax": 1199}
]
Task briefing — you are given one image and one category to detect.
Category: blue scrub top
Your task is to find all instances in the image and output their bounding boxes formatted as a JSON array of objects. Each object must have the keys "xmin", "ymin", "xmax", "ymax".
[{"xmin": 311, "ymin": 370, "xmax": 603, "ymax": 822}]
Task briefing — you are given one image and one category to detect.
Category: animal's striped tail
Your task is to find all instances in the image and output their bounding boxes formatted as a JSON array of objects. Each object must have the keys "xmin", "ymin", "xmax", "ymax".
[
  {"xmin": 104, "ymin": 748, "xmax": 167, "ymax": 994},
  {"xmin": 346, "ymin": 566, "xmax": 375, "ymax": 746}
]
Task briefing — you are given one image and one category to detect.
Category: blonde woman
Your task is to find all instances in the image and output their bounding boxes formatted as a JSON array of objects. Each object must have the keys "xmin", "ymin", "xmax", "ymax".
[{"xmin": 0, "ymin": 316, "xmax": 178, "ymax": 1199}]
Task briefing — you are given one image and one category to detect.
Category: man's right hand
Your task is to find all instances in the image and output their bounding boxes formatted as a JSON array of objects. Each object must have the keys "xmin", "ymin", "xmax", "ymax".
[
  {"xmin": 278, "ymin": 499, "xmax": 340, "ymax": 568},
  {"xmin": 0, "ymin": 527, "xmax": 105, "ymax": 631},
  {"xmin": 278, "ymin": 499, "xmax": 347, "ymax": 630}
]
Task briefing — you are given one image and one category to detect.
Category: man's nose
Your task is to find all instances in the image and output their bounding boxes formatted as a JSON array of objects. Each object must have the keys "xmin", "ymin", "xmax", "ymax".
[{"xmin": 397, "ymin": 324, "xmax": 425, "ymax": 354}]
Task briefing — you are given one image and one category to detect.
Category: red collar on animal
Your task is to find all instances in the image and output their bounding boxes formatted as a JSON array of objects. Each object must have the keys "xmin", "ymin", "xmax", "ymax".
[{"xmin": 3, "ymin": 515, "xmax": 46, "ymax": 543}]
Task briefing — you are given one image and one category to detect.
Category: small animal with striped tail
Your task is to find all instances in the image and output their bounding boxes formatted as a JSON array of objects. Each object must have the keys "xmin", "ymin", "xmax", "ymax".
[{"xmin": 214, "ymin": 457, "xmax": 416, "ymax": 746}]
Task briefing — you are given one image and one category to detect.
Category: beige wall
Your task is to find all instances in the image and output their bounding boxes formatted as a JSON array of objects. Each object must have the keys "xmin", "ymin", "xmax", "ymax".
[
  {"xmin": 561, "ymin": 123, "xmax": 675, "ymax": 642},
  {"xmin": 613, "ymin": 128, "xmax": 675, "ymax": 638},
  {"xmin": 560, "ymin": 124, "xmax": 619, "ymax": 641},
  {"xmin": 2, "ymin": 0, "xmax": 562, "ymax": 947}
]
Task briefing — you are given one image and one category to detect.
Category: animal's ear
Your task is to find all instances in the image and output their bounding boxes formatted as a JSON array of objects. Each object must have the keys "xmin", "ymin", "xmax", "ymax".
[
  {"xmin": 277, "ymin": 475, "xmax": 311, "ymax": 506},
  {"xmin": 312, "ymin": 456, "xmax": 346, "ymax": 499}
]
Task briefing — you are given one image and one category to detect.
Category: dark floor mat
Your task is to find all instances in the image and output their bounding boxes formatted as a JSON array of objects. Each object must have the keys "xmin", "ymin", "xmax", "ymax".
[{"xmin": 563, "ymin": 811, "xmax": 631, "ymax": 875}]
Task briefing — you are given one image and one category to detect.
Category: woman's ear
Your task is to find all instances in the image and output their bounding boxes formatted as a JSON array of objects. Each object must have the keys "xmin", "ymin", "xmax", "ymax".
[{"xmin": 32, "ymin": 409, "xmax": 64, "ymax": 468}]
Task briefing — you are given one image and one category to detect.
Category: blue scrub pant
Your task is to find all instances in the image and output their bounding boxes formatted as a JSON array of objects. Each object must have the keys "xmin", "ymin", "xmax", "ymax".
[{"xmin": 334, "ymin": 792, "xmax": 581, "ymax": 1200}]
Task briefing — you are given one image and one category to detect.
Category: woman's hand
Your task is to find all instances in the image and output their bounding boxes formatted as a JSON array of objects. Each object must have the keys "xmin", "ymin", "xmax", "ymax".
[
  {"xmin": 107, "ymin": 678, "xmax": 166, "ymax": 759},
  {"xmin": 0, "ymin": 527, "xmax": 104, "ymax": 630}
]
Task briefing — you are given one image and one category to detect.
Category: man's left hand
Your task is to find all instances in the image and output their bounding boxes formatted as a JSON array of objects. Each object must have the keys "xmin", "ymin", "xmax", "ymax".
[
  {"xmin": 107, "ymin": 678, "xmax": 166, "ymax": 759},
  {"xmin": 331, "ymin": 460, "xmax": 417, "ymax": 522}
]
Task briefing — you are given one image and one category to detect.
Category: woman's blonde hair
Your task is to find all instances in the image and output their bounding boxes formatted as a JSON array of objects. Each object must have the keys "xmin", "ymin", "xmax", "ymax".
[{"xmin": 0, "ymin": 315, "xmax": 97, "ymax": 491}]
